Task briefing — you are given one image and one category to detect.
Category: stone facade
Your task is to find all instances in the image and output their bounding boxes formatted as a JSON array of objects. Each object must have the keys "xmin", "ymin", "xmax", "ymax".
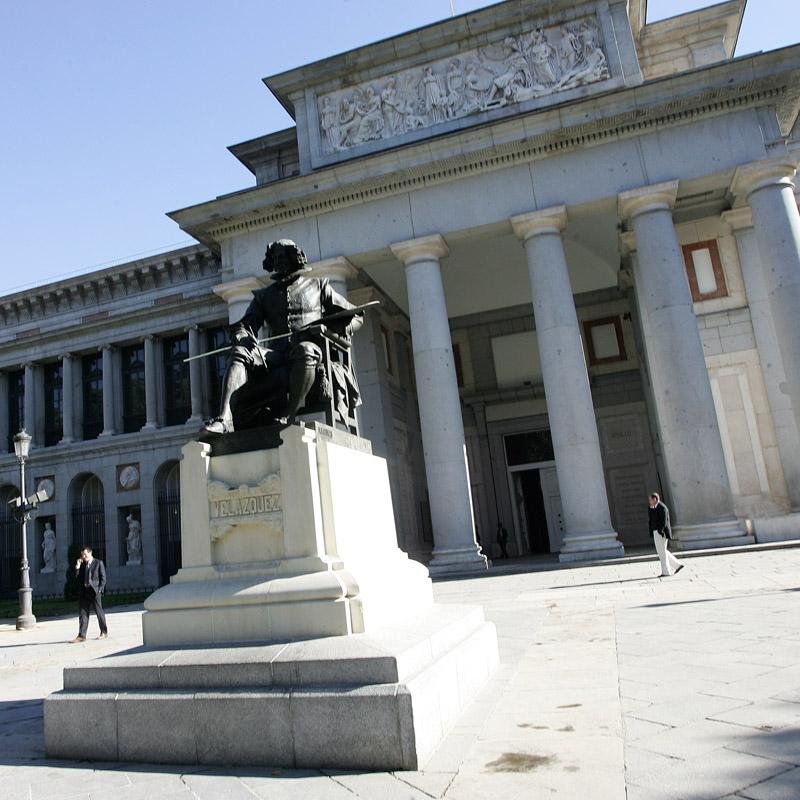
[{"xmin": 4, "ymin": 0, "xmax": 800, "ymax": 592}]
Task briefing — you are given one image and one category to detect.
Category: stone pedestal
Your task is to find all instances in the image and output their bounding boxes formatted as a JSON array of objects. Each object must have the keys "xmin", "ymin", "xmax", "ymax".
[
  {"xmin": 45, "ymin": 422, "xmax": 498, "ymax": 769},
  {"xmin": 143, "ymin": 424, "xmax": 434, "ymax": 645}
]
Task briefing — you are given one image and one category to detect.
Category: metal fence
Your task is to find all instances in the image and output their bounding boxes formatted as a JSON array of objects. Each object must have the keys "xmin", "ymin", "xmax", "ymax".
[
  {"xmin": 0, "ymin": 511, "xmax": 19, "ymax": 597},
  {"xmin": 157, "ymin": 491, "xmax": 182, "ymax": 586},
  {"xmin": 71, "ymin": 503, "xmax": 106, "ymax": 564}
]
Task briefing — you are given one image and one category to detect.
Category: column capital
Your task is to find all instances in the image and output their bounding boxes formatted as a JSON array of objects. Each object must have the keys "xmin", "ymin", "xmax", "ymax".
[
  {"xmin": 308, "ymin": 256, "xmax": 358, "ymax": 283},
  {"xmin": 721, "ymin": 206, "xmax": 753, "ymax": 232},
  {"xmin": 100, "ymin": 344, "xmax": 115, "ymax": 354},
  {"xmin": 510, "ymin": 206, "xmax": 567, "ymax": 241},
  {"xmin": 211, "ymin": 275, "xmax": 267, "ymax": 304},
  {"xmin": 618, "ymin": 180, "xmax": 678, "ymax": 221},
  {"xmin": 390, "ymin": 234, "xmax": 449, "ymax": 265},
  {"xmin": 730, "ymin": 156, "xmax": 799, "ymax": 199},
  {"xmin": 59, "ymin": 352, "xmax": 73, "ymax": 362}
]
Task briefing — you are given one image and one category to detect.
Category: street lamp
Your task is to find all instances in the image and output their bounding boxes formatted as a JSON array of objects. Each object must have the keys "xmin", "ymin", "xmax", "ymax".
[{"xmin": 13, "ymin": 429, "xmax": 36, "ymax": 630}]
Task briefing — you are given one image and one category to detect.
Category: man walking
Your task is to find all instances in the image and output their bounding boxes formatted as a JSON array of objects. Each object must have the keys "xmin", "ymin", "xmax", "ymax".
[
  {"xmin": 648, "ymin": 493, "xmax": 684, "ymax": 577},
  {"xmin": 70, "ymin": 546, "xmax": 108, "ymax": 642}
]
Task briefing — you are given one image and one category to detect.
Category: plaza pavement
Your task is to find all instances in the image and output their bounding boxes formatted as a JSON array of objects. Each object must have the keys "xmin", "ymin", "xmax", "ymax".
[{"xmin": 1, "ymin": 544, "xmax": 799, "ymax": 800}]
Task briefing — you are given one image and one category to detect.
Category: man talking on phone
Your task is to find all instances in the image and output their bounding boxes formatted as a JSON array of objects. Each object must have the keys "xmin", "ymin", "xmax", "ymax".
[{"xmin": 70, "ymin": 546, "xmax": 108, "ymax": 642}]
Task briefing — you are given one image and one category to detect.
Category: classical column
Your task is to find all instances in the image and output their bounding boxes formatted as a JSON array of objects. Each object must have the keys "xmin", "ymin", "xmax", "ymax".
[
  {"xmin": 212, "ymin": 276, "xmax": 266, "ymax": 324},
  {"xmin": 187, "ymin": 325, "xmax": 203, "ymax": 424},
  {"xmin": 619, "ymin": 181, "xmax": 745, "ymax": 547},
  {"xmin": 731, "ymin": 157, "xmax": 800, "ymax": 444},
  {"xmin": 143, "ymin": 335, "xmax": 159, "ymax": 431},
  {"xmin": 23, "ymin": 362, "xmax": 35, "ymax": 444},
  {"xmin": 309, "ymin": 256, "xmax": 357, "ymax": 299},
  {"xmin": 390, "ymin": 234, "xmax": 487, "ymax": 575},
  {"xmin": 511, "ymin": 207, "xmax": 624, "ymax": 562},
  {"xmin": 60, "ymin": 354, "xmax": 74, "ymax": 444},
  {"xmin": 99, "ymin": 345, "xmax": 115, "ymax": 437},
  {"xmin": 723, "ymin": 207, "xmax": 800, "ymax": 512},
  {"xmin": 0, "ymin": 373, "xmax": 8, "ymax": 451}
]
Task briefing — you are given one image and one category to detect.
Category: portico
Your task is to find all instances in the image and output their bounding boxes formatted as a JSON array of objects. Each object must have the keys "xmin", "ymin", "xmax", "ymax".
[{"xmin": 165, "ymin": 0, "xmax": 800, "ymax": 564}]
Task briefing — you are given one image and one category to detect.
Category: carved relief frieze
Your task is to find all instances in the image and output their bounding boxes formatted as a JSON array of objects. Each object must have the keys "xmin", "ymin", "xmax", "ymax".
[{"xmin": 317, "ymin": 15, "xmax": 610, "ymax": 154}]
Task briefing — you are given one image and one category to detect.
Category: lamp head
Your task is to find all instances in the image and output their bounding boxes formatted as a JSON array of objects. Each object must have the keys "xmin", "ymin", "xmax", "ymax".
[{"xmin": 13, "ymin": 429, "xmax": 31, "ymax": 460}]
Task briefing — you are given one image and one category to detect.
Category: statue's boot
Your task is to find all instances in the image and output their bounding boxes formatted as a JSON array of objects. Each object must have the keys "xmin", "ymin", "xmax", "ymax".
[{"xmin": 199, "ymin": 362, "xmax": 247, "ymax": 436}]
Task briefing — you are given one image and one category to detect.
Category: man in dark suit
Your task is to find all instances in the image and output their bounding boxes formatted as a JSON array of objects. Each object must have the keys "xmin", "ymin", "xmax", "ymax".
[
  {"xmin": 648, "ymin": 493, "xmax": 684, "ymax": 577},
  {"xmin": 70, "ymin": 546, "xmax": 108, "ymax": 642}
]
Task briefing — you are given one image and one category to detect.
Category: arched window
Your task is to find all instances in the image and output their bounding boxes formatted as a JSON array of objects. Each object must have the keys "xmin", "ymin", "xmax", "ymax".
[
  {"xmin": 0, "ymin": 485, "xmax": 20, "ymax": 597},
  {"xmin": 71, "ymin": 474, "xmax": 105, "ymax": 563},
  {"xmin": 155, "ymin": 461, "xmax": 181, "ymax": 586}
]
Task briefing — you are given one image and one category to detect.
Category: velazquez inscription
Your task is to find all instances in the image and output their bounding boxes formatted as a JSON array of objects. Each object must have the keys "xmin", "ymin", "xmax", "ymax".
[{"xmin": 207, "ymin": 474, "xmax": 282, "ymax": 540}]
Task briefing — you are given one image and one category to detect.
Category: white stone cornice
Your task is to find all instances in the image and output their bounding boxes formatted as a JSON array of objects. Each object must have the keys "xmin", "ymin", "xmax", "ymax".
[
  {"xmin": 730, "ymin": 156, "xmax": 799, "ymax": 199},
  {"xmin": 721, "ymin": 206, "xmax": 754, "ymax": 231},
  {"xmin": 510, "ymin": 206, "xmax": 567, "ymax": 241},
  {"xmin": 211, "ymin": 276, "xmax": 267, "ymax": 304},
  {"xmin": 390, "ymin": 234, "xmax": 449, "ymax": 266},
  {"xmin": 618, "ymin": 180, "xmax": 679, "ymax": 221},
  {"xmin": 308, "ymin": 256, "xmax": 358, "ymax": 283}
]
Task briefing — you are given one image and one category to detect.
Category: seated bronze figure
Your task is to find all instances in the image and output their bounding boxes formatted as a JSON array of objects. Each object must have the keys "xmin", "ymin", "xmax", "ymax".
[{"xmin": 201, "ymin": 239, "xmax": 365, "ymax": 436}]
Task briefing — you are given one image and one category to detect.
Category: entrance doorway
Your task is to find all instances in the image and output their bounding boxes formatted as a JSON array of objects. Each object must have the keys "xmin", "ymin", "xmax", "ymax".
[{"xmin": 504, "ymin": 430, "xmax": 564, "ymax": 556}]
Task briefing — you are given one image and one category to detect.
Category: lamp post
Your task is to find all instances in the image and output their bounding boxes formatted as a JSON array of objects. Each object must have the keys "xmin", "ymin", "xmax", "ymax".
[{"xmin": 13, "ymin": 429, "xmax": 36, "ymax": 631}]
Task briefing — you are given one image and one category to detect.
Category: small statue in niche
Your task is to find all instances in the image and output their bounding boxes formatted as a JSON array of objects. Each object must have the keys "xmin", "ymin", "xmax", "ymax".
[
  {"xmin": 126, "ymin": 513, "xmax": 142, "ymax": 565},
  {"xmin": 41, "ymin": 522, "xmax": 56, "ymax": 574}
]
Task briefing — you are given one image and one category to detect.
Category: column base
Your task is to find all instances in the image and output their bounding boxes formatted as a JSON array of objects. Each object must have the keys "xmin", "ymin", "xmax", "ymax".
[
  {"xmin": 98, "ymin": 430, "xmax": 115, "ymax": 438},
  {"xmin": 141, "ymin": 422, "xmax": 159, "ymax": 431},
  {"xmin": 752, "ymin": 512, "xmax": 800, "ymax": 543},
  {"xmin": 672, "ymin": 519, "xmax": 753, "ymax": 551},
  {"xmin": 558, "ymin": 530, "xmax": 625, "ymax": 563},
  {"xmin": 428, "ymin": 545, "xmax": 488, "ymax": 576},
  {"xmin": 16, "ymin": 614, "xmax": 36, "ymax": 630}
]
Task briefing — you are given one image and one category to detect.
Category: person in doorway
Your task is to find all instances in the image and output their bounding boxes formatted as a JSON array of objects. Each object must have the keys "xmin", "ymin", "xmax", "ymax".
[
  {"xmin": 496, "ymin": 522, "xmax": 509, "ymax": 559},
  {"xmin": 648, "ymin": 493, "xmax": 684, "ymax": 577},
  {"xmin": 70, "ymin": 546, "xmax": 108, "ymax": 642}
]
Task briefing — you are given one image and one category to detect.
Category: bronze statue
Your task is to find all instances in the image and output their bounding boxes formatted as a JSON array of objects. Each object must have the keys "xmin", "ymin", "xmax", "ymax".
[{"xmin": 201, "ymin": 239, "xmax": 365, "ymax": 435}]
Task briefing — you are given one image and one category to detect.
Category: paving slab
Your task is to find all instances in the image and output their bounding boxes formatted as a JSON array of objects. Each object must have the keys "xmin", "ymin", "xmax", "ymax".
[{"xmin": 1, "ymin": 546, "xmax": 799, "ymax": 798}]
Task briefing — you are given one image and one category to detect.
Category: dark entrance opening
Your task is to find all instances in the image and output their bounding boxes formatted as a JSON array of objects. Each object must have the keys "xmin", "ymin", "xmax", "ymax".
[
  {"xmin": 517, "ymin": 469, "xmax": 550, "ymax": 554},
  {"xmin": 156, "ymin": 462, "xmax": 181, "ymax": 586}
]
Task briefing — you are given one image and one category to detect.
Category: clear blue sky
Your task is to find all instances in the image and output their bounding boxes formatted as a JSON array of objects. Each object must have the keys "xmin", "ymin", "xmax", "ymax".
[{"xmin": 1, "ymin": 1, "xmax": 795, "ymax": 295}]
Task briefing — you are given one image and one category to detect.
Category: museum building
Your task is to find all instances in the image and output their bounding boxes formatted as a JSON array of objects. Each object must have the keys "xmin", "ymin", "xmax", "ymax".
[{"xmin": 2, "ymin": 0, "xmax": 800, "ymax": 593}]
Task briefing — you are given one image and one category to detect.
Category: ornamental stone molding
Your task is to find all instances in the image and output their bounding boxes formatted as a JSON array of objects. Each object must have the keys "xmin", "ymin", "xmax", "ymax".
[
  {"xmin": 721, "ymin": 206, "xmax": 754, "ymax": 231},
  {"xmin": 618, "ymin": 180, "xmax": 679, "ymax": 221},
  {"xmin": 0, "ymin": 246, "xmax": 218, "ymax": 329},
  {"xmin": 211, "ymin": 276, "xmax": 267, "ymax": 305},
  {"xmin": 730, "ymin": 156, "xmax": 799, "ymax": 199},
  {"xmin": 510, "ymin": 206, "xmax": 568, "ymax": 241},
  {"xmin": 390, "ymin": 234, "xmax": 450, "ymax": 266},
  {"xmin": 308, "ymin": 256, "xmax": 358, "ymax": 284},
  {"xmin": 317, "ymin": 15, "xmax": 610, "ymax": 155}
]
